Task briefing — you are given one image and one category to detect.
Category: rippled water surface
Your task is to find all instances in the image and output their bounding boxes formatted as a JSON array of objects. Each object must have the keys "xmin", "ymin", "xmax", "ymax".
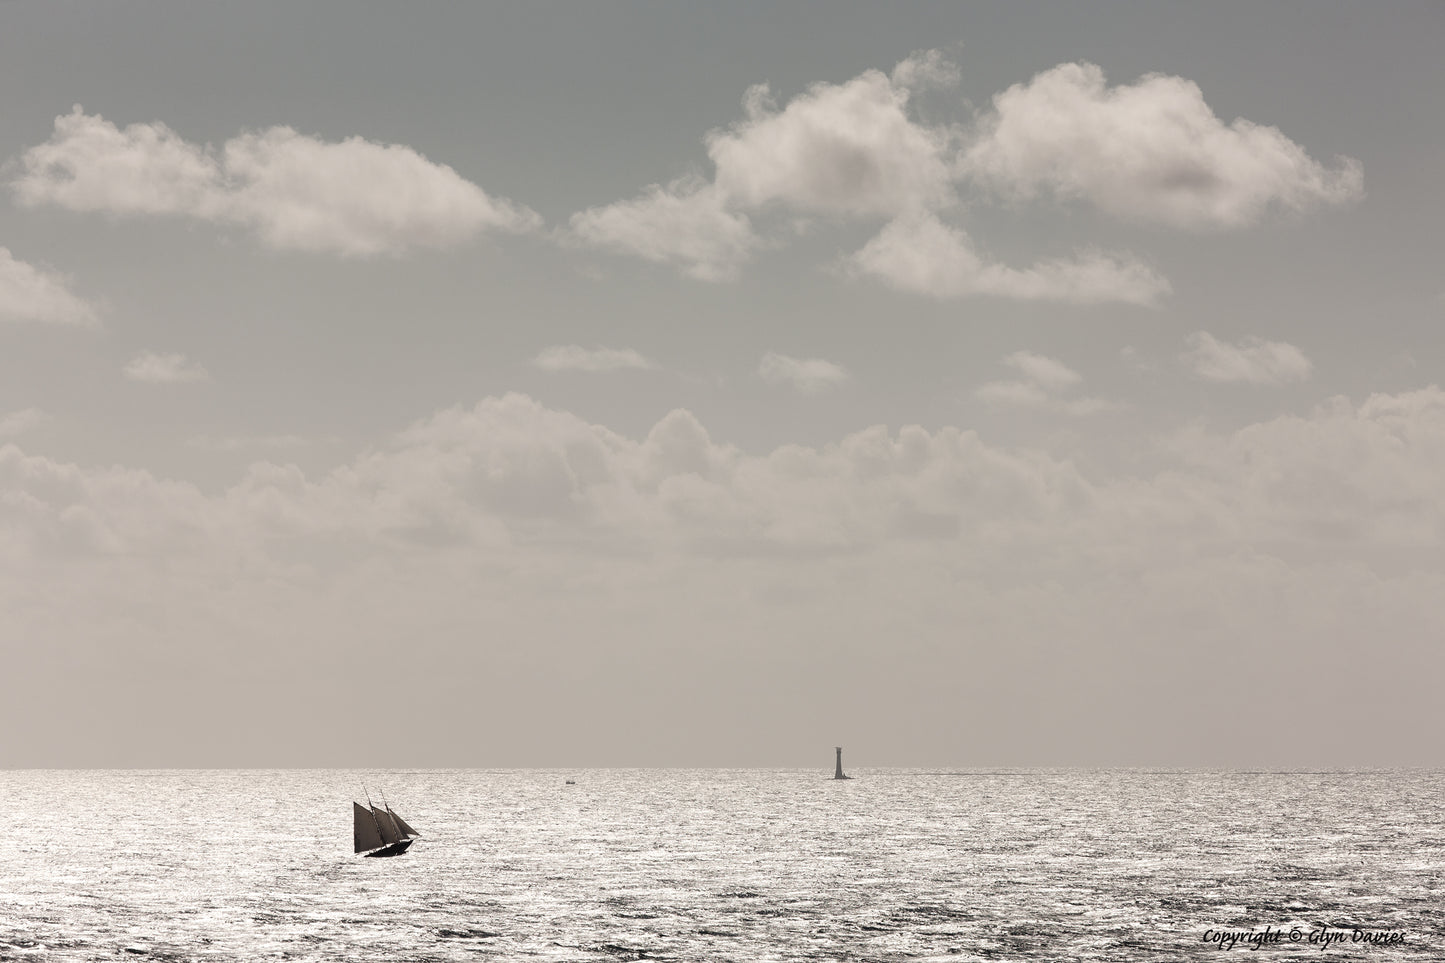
[{"xmin": 1, "ymin": 769, "xmax": 1440, "ymax": 961}]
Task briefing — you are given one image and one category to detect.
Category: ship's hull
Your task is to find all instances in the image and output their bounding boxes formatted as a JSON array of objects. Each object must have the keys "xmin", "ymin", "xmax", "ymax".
[{"xmin": 362, "ymin": 839, "xmax": 414, "ymax": 858}]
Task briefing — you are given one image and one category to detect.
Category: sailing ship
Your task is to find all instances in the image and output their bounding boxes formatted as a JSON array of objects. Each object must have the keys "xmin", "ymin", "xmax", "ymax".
[{"xmin": 353, "ymin": 796, "xmax": 421, "ymax": 857}]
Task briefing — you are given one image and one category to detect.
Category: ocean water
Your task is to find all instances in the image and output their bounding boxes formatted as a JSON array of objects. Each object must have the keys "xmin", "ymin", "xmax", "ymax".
[{"xmin": 0, "ymin": 769, "xmax": 1439, "ymax": 961}]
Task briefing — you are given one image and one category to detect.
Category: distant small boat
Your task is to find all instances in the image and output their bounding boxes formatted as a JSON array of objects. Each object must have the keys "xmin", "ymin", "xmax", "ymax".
[
  {"xmin": 353, "ymin": 797, "xmax": 421, "ymax": 857},
  {"xmin": 833, "ymin": 746, "xmax": 852, "ymax": 780},
  {"xmin": 565, "ymin": 779, "xmax": 575, "ymax": 785}
]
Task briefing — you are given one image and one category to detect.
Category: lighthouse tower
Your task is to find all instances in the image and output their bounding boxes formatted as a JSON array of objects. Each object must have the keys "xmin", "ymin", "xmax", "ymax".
[{"xmin": 834, "ymin": 746, "xmax": 851, "ymax": 780}]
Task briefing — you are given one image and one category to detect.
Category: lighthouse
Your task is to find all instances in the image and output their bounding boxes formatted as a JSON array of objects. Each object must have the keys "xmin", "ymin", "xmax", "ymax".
[{"xmin": 834, "ymin": 746, "xmax": 851, "ymax": 780}]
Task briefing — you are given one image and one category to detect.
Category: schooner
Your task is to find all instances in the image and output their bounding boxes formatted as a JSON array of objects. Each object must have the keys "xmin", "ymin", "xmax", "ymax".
[{"xmin": 353, "ymin": 795, "xmax": 421, "ymax": 857}]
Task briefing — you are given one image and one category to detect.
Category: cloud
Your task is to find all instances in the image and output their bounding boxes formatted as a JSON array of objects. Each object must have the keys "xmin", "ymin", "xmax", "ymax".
[
  {"xmin": 1184, "ymin": 331, "xmax": 1313, "ymax": 384},
  {"xmin": 568, "ymin": 53, "xmax": 968, "ymax": 285},
  {"xmin": 758, "ymin": 351, "xmax": 850, "ymax": 394},
  {"xmin": 1159, "ymin": 387, "xmax": 1445, "ymax": 549},
  {"xmin": 567, "ymin": 178, "xmax": 757, "ymax": 281},
  {"xmin": 975, "ymin": 350, "xmax": 1116, "ymax": 415},
  {"xmin": 964, "ymin": 62, "xmax": 1364, "ymax": 228},
  {"xmin": 124, "ymin": 351, "xmax": 210, "ymax": 384},
  {"xmin": 706, "ymin": 57, "xmax": 957, "ymax": 218},
  {"xmin": 974, "ymin": 379, "xmax": 1051, "ymax": 408},
  {"xmin": 572, "ymin": 53, "xmax": 1368, "ymax": 300},
  {"xmin": 6, "ymin": 387, "xmax": 1445, "ymax": 567},
  {"xmin": 1003, "ymin": 350, "xmax": 1081, "ymax": 391},
  {"xmin": 0, "ymin": 247, "xmax": 99, "ymax": 325},
  {"xmin": 569, "ymin": 55, "xmax": 1359, "ymax": 295},
  {"xmin": 889, "ymin": 48, "xmax": 962, "ymax": 92},
  {"xmin": 12, "ymin": 107, "xmax": 541, "ymax": 256},
  {"xmin": 7, "ymin": 390, "xmax": 1445, "ymax": 764},
  {"xmin": 848, "ymin": 211, "xmax": 1169, "ymax": 305},
  {"xmin": 0, "ymin": 408, "xmax": 48, "ymax": 438},
  {"xmin": 534, "ymin": 345, "xmax": 655, "ymax": 372}
]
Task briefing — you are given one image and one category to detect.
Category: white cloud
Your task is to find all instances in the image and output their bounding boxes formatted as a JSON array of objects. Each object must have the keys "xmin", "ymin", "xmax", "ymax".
[
  {"xmin": 7, "ymin": 390, "xmax": 1445, "ymax": 763},
  {"xmin": 12, "ymin": 107, "xmax": 540, "ymax": 256},
  {"xmin": 567, "ymin": 178, "xmax": 757, "ymax": 282},
  {"xmin": 965, "ymin": 62, "xmax": 1364, "ymax": 229},
  {"xmin": 974, "ymin": 379, "xmax": 1051, "ymax": 408},
  {"xmin": 1184, "ymin": 331, "xmax": 1313, "ymax": 384},
  {"xmin": 11, "ymin": 110, "xmax": 222, "ymax": 217},
  {"xmin": 5, "ymin": 387, "xmax": 1444, "ymax": 567},
  {"xmin": 572, "ymin": 54, "xmax": 1363, "ymax": 297},
  {"xmin": 1158, "ymin": 387, "xmax": 1445, "ymax": 549},
  {"xmin": 569, "ymin": 53, "xmax": 960, "ymax": 282},
  {"xmin": 976, "ymin": 350, "xmax": 1115, "ymax": 416},
  {"xmin": 1003, "ymin": 350, "xmax": 1081, "ymax": 391},
  {"xmin": 124, "ymin": 351, "xmax": 210, "ymax": 384},
  {"xmin": 848, "ymin": 211, "xmax": 1170, "ymax": 305},
  {"xmin": 758, "ymin": 351, "xmax": 850, "ymax": 394},
  {"xmin": 0, "ymin": 247, "xmax": 99, "ymax": 325},
  {"xmin": 534, "ymin": 345, "xmax": 655, "ymax": 372},
  {"xmin": 0, "ymin": 408, "xmax": 48, "ymax": 438},
  {"xmin": 706, "ymin": 61, "xmax": 956, "ymax": 218}
]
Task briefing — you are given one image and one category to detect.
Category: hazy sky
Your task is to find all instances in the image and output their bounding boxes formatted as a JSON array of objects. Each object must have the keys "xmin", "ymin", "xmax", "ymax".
[{"xmin": 2, "ymin": 2, "xmax": 1442, "ymax": 767}]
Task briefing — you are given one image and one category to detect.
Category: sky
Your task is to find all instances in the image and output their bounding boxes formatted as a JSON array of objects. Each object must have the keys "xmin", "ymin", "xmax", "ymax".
[{"xmin": 2, "ymin": 2, "xmax": 1442, "ymax": 768}]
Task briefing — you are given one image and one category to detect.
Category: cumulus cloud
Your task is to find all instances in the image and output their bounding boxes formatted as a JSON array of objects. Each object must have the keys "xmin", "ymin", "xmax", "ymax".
[
  {"xmin": 12, "ymin": 107, "xmax": 540, "ymax": 256},
  {"xmin": 0, "ymin": 393, "xmax": 1082, "ymax": 562},
  {"xmin": 124, "ymin": 351, "xmax": 210, "ymax": 384},
  {"xmin": 975, "ymin": 350, "xmax": 1116, "ymax": 415},
  {"xmin": 6, "ymin": 388, "xmax": 1445, "ymax": 569},
  {"xmin": 757, "ymin": 351, "xmax": 850, "ymax": 394},
  {"xmin": 565, "ymin": 54, "xmax": 989, "ymax": 294},
  {"xmin": 569, "ymin": 53, "xmax": 979, "ymax": 287},
  {"xmin": 964, "ymin": 62, "xmax": 1364, "ymax": 229},
  {"xmin": 7, "ymin": 389, "xmax": 1445, "ymax": 765},
  {"xmin": 567, "ymin": 178, "xmax": 757, "ymax": 281},
  {"xmin": 0, "ymin": 408, "xmax": 48, "ymax": 438},
  {"xmin": 0, "ymin": 247, "xmax": 99, "ymax": 325},
  {"xmin": 1184, "ymin": 331, "xmax": 1313, "ymax": 384},
  {"xmin": 569, "ymin": 54, "xmax": 1357, "ymax": 298},
  {"xmin": 848, "ymin": 211, "xmax": 1169, "ymax": 305},
  {"xmin": 1159, "ymin": 387, "xmax": 1445, "ymax": 550},
  {"xmin": 707, "ymin": 57, "xmax": 957, "ymax": 218},
  {"xmin": 533, "ymin": 345, "xmax": 655, "ymax": 372}
]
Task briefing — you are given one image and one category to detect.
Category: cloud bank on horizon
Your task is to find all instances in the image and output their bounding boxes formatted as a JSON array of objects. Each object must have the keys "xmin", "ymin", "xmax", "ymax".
[
  {"xmin": 6, "ymin": 386, "xmax": 1443, "ymax": 589},
  {"xmin": 3, "ymin": 386, "xmax": 1442, "ymax": 762}
]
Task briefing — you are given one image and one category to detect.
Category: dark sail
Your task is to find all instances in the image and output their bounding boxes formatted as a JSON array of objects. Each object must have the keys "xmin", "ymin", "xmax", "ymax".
[
  {"xmin": 389, "ymin": 808, "xmax": 420, "ymax": 838},
  {"xmin": 354, "ymin": 802, "xmax": 383, "ymax": 854},
  {"xmin": 372, "ymin": 805, "xmax": 403, "ymax": 845}
]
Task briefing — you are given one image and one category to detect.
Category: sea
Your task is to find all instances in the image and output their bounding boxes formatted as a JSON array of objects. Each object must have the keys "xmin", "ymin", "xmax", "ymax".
[{"xmin": 0, "ymin": 769, "xmax": 1440, "ymax": 962}]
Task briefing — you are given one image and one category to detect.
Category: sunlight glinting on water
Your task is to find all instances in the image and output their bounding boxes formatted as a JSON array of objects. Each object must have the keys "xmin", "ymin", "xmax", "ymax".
[{"xmin": 0, "ymin": 769, "xmax": 1439, "ymax": 961}]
